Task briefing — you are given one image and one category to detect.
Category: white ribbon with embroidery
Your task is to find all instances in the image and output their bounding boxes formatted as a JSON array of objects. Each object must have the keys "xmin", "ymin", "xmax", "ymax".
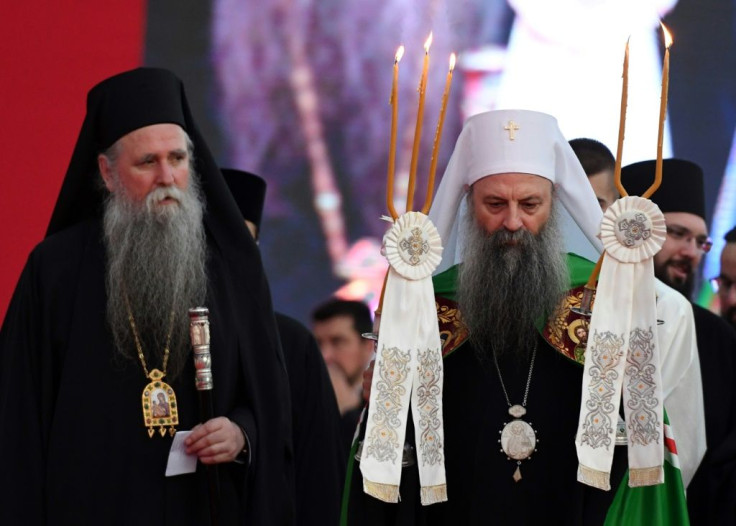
[
  {"xmin": 360, "ymin": 211, "xmax": 447, "ymax": 505},
  {"xmin": 576, "ymin": 196, "xmax": 667, "ymax": 490}
]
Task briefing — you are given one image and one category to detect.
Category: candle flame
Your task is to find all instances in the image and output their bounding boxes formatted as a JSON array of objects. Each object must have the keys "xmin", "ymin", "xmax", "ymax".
[
  {"xmin": 449, "ymin": 53, "xmax": 456, "ymax": 72},
  {"xmin": 395, "ymin": 45, "xmax": 405, "ymax": 63},
  {"xmin": 660, "ymin": 22, "xmax": 673, "ymax": 49},
  {"xmin": 424, "ymin": 32, "xmax": 433, "ymax": 53}
]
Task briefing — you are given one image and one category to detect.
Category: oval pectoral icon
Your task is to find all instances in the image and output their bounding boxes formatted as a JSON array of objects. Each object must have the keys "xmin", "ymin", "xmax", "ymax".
[{"xmin": 500, "ymin": 419, "xmax": 536, "ymax": 460}]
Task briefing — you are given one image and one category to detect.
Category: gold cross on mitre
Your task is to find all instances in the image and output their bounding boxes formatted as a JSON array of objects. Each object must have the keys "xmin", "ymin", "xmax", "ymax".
[{"xmin": 504, "ymin": 120, "xmax": 519, "ymax": 140}]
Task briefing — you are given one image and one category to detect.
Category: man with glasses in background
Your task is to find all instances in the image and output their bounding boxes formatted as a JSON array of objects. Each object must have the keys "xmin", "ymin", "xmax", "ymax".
[
  {"xmin": 622, "ymin": 159, "xmax": 736, "ymax": 524},
  {"xmin": 713, "ymin": 226, "xmax": 736, "ymax": 331}
]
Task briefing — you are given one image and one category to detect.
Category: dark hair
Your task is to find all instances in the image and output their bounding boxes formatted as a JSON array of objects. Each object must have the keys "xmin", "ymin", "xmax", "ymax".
[
  {"xmin": 725, "ymin": 226, "xmax": 736, "ymax": 243},
  {"xmin": 569, "ymin": 138, "xmax": 615, "ymax": 177},
  {"xmin": 312, "ymin": 299, "xmax": 373, "ymax": 336}
]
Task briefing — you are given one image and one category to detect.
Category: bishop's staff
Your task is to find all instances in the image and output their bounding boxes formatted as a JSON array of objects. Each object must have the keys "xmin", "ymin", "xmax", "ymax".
[{"xmin": 189, "ymin": 307, "xmax": 220, "ymax": 526}]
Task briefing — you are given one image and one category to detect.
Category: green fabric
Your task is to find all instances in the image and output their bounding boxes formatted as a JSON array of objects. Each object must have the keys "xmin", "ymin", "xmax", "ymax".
[
  {"xmin": 604, "ymin": 412, "xmax": 689, "ymax": 526},
  {"xmin": 566, "ymin": 252, "xmax": 597, "ymax": 288},
  {"xmin": 340, "ymin": 430, "xmax": 363, "ymax": 526},
  {"xmin": 433, "ymin": 265, "xmax": 460, "ymax": 301}
]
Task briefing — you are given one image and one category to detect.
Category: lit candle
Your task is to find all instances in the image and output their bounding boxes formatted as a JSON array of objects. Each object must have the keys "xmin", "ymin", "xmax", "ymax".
[
  {"xmin": 386, "ymin": 45, "xmax": 404, "ymax": 219},
  {"xmin": 422, "ymin": 52, "xmax": 455, "ymax": 214},
  {"xmin": 613, "ymin": 38, "xmax": 630, "ymax": 198},
  {"xmin": 406, "ymin": 32, "xmax": 432, "ymax": 212},
  {"xmin": 643, "ymin": 23, "xmax": 672, "ymax": 199}
]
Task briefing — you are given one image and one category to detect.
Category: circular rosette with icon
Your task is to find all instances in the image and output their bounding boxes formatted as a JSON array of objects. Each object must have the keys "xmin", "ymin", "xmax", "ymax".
[
  {"xmin": 600, "ymin": 196, "xmax": 666, "ymax": 263},
  {"xmin": 382, "ymin": 211, "xmax": 443, "ymax": 280}
]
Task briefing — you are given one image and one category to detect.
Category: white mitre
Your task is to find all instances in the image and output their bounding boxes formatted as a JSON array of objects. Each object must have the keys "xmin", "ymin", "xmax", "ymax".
[{"xmin": 429, "ymin": 109, "xmax": 603, "ymax": 272}]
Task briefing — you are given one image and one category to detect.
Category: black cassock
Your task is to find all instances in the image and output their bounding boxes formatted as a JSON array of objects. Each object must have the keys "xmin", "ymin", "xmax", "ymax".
[
  {"xmin": 687, "ymin": 304, "xmax": 736, "ymax": 525},
  {"xmin": 275, "ymin": 312, "xmax": 346, "ymax": 525},
  {"xmin": 0, "ymin": 220, "xmax": 294, "ymax": 525},
  {"xmin": 345, "ymin": 335, "xmax": 627, "ymax": 525}
]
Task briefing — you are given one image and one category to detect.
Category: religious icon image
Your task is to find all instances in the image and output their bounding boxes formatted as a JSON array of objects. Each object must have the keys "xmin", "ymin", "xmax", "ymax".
[
  {"xmin": 500, "ymin": 420, "xmax": 536, "ymax": 461},
  {"xmin": 151, "ymin": 390, "xmax": 171, "ymax": 419},
  {"xmin": 568, "ymin": 318, "xmax": 590, "ymax": 363}
]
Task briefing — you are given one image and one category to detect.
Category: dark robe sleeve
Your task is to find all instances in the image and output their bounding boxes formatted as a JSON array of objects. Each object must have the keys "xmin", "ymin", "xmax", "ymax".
[
  {"xmin": 276, "ymin": 313, "xmax": 346, "ymax": 526},
  {"xmin": 227, "ymin": 405, "xmax": 257, "ymax": 465},
  {"xmin": 0, "ymin": 230, "xmax": 84, "ymax": 524},
  {"xmin": 687, "ymin": 305, "xmax": 736, "ymax": 525},
  {"xmin": 0, "ymin": 258, "xmax": 46, "ymax": 524}
]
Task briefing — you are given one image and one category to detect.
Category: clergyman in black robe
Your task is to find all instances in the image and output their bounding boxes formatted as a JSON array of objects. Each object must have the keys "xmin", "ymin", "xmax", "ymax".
[
  {"xmin": 0, "ymin": 68, "xmax": 294, "ymax": 525},
  {"xmin": 223, "ymin": 167, "xmax": 346, "ymax": 524},
  {"xmin": 344, "ymin": 110, "xmax": 699, "ymax": 525},
  {"xmin": 622, "ymin": 158, "xmax": 736, "ymax": 525}
]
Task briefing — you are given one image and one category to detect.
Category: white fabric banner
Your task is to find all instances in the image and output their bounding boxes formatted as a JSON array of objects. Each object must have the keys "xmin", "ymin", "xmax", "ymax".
[
  {"xmin": 360, "ymin": 212, "xmax": 447, "ymax": 505},
  {"xmin": 576, "ymin": 196, "xmax": 667, "ymax": 489}
]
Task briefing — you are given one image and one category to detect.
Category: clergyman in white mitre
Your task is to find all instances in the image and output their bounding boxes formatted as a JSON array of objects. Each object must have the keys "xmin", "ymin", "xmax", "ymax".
[{"xmin": 428, "ymin": 108, "xmax": 705, "ymax": 490}]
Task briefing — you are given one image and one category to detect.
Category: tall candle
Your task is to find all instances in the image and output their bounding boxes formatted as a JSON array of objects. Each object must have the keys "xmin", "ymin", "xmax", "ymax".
[
  {"xmin": 422, "ymin": 53, "xmax": 455, "ymax": 214},
  {"xmin": 386, "ymin": 45, "xmax": 404, "ymax": 219},
  {"xmin": 644, "ymin": 23, "xmax": 672, "ymax": 199},
  {"xmin": 613, "ymin": 38, "xmax": 629, "ymax": 198},
  {"xmin": 406, "ymin": 32, "xmax": 432, "ymax": 212}
]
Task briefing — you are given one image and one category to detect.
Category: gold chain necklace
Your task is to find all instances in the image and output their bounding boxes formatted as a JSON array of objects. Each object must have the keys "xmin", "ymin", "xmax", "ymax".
[
  {"xmin": 127, "ymin": 307, "xmax": 173, "ymax": 378},
  {"xmin": 125, "ymin": 294, "xmax": 180, "ymax": 438}
]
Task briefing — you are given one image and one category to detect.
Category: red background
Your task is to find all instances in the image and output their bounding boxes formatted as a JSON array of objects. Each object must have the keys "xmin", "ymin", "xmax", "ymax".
[{"xmin": 0, "ymin": 2, "xmax": 145, "ymax": 320}]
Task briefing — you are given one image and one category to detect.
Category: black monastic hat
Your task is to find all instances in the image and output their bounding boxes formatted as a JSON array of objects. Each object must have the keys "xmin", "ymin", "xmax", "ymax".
[
  {"xmin": 620, "ymin": 158, "xmax": 706, "ymax": 219},
  {"xmin": 222, "ymin": 168, "xmax": 267, "ymax": 230},
  {"xmin": 46, "ymin": 67, "xmax": 244, "ymax": 241}
]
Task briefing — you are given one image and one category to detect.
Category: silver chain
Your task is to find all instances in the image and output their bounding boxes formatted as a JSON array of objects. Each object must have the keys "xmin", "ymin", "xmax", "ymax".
[{"xmin": 492, "ymin": 341, "xmax": 538, "ymax": 408}]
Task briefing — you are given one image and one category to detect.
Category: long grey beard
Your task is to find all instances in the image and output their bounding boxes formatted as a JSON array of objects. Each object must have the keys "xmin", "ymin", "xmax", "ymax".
[
  {"xmin": 104, "ymin": 180, "xmax": 207, "ymax": 382},
  {"xmin": 457, "ymin": 201, "xmax": 569, "ymax": 365}
]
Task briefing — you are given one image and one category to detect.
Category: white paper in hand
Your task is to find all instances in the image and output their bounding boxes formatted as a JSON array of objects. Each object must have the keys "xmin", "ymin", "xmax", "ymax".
[{"xmin": 165, "ymin": 430, "xmax": 198, "ymax": 477}]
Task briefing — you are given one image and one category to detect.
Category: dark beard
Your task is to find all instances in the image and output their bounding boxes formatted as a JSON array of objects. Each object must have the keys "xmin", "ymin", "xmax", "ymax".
[
  {"xmin": 654, "ymin": 259, "xmax": 695, "ymax": 299},
  {"xmin": 457, "ymin": 200, "xmax": 568, "ymax": 366},
  {"xmin": 103, "ymin": 178, "xmax": 207, "ymax": 382}
]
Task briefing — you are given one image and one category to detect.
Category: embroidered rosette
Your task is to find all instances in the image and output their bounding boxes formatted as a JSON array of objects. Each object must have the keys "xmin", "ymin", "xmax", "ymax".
[
  {"xmin": 383, "ymin": 211, "xmax": 443, "ymax": 280},
  {"xmin": 361, "ymin": 211, "xmax": 447, "ymax": 506},
  {"xmin": 576, "ymin": 195, "xmax": 666, "ymax": 490},
  {"xmin": 600, "ymin": 196, "xmax": 666, "ymax": 263}
]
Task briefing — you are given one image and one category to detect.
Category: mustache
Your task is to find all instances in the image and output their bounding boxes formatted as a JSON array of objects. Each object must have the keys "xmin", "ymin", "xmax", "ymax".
[
  {"xmin": 665, "ymin": 258, "xmax": 693, "ymax": 272},
  {"xmin": 146, "ymin": 185, "xmax": 185, "ymax": 204},
  {"xmin": 487, "ymin": 228, "xmax": 530, "ymax": 247}
]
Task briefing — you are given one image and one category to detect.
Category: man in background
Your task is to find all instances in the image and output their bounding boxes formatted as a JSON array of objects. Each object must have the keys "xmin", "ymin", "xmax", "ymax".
[
  {"xmin": 312, "ymin": 299, "xmax": 374, "ymax": 446},
  {"xmin": 569, "ymin": 137, "xmax": 619, "ymax": 212},
  {"xmin": 622, "ymin": 158, "xmax": 736, "ymax": 524},
  {"xmin": 716, "ymin": 226, "xmax": 736, "ymax": 330}
]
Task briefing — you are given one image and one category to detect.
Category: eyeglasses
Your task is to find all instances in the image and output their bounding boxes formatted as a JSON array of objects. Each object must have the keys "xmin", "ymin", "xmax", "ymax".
[
  {"xmin": 711, "ymin": 275, "xmax": 736, "ymax": 295},
  {"xmin": 666, "ymin": 225, "xmax": 713, "ymax": 253}
]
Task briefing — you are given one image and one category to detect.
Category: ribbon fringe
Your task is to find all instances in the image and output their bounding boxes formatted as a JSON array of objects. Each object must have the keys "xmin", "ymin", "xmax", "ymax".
[
  {"xmin": 577, "ymin": 464, "xmax": 611, "ymax": 491},
  {"xmin": 628, "ymin": 465, "xmax": 664, "ymax": 487},
  {"xmin": 363, "ymin": 480, "xmax": 400, "ymax": 503},
  {"xmin": 420, "ymin": 484, "xmax": 448, "ymax": 506}
]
